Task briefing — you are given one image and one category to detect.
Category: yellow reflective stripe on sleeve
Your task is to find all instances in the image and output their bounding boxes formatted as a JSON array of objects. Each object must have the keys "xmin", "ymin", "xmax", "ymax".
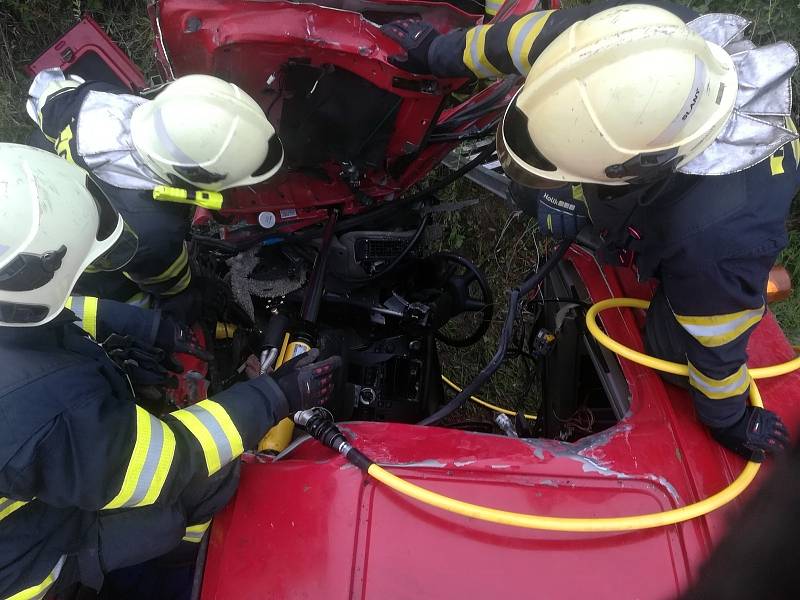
[
  {"xmin": 171, "ymin": 399, "xmax": 244, "ymax": 476},
  {"xmin": 485, "ymin": 0, "xmax": 502, "ymax": 16},
  {"xmin": 161, "ymin": 265, "xmax": 192, "ymax": 297},
  {"xmin": 463, "ymin": 25, "xmax": 503, "ymax": 78},
  {"xmin": 83, "ymin": 296, "xmax": 98, "ymax": 340},
  {"xmin": 127, "ymin": 244, "xmax": 189, "ymax": 286},
  {"xmin": 688, "ymin": 363, "xmax": 750, "ymax": 400},
  {"xmin": 103, "ymin": 406, "xmax": 176, "ymax": 509},
  {"xmin": 506, "ymin": 10, "xmax": 553, "ymax": 75},
  {"xmin": 674, "ymin": 305, "xmax": 764, "ymax": 348},
  {"xmin": 182, "ymin": 519, "xmax": 212, "ymax": 543},
  {"xmin": 55, "ymin": 125, "xmax": 75, "ymax": 164},
  {"xmin": 64, "ymin": 297, "xmax": 73, "ymax": 310},
  {"xmin": 67, "ymin": 296, "xmax": 99, "ymax": 339},
  {"xmin": 786, "ymin": 116, "xmax": 799, "ymax": 167},
  {"xmin": 770, "ymin": 147, "xmax": 785, "ymax": 175},
  {"xmin": 0, "ymin": 497, "xmax": 28, "ymax": 521},
  {"xmin": 6, "ymin": 555, "xmax": 66, "ymax": 600}
]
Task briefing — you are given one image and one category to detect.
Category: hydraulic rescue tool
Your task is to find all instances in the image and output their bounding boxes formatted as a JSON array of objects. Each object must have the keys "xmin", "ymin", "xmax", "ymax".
[{"xmin": 258, "ymin": 210, "xmax": 340, "ymax": 453}]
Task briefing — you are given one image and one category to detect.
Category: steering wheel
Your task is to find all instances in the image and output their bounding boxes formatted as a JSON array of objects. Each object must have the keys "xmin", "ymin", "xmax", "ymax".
[{"xmin": 431, "ymin": 253, "xmax": 494, "ymax": 348}]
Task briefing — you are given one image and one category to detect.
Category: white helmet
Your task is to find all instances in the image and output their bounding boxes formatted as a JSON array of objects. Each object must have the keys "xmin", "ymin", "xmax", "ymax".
[
  {"xmin": 0, "ymin": 144, "xmax": 138, "ymax": 327},
  {"xmin": 130, "ymin": 74, "xmax": 284, "ymax": 191},
  {"xmin": 497, "ymin": 4, "xmax": 739, "ymax": 187}
]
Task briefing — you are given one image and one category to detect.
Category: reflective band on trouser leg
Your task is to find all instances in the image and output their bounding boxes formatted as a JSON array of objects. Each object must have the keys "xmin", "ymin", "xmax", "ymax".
[
  {"xmin": 463, "ymin": 25, "xmax": 503, "ymax": 78},
  {"xmin": 485, "ymin": 0, "xmax": 502, "ymax": 16},
  {"xmin": 125, "ymin": 243, "xmax": 192, "ymax": 296},
  {"xmin": 0, "ymin": 497, "xmax": 28, "ymax": 521},
  {"xmin": 182, "ymin": 520, "xmax": 212, "ymax": 543},
  {"xmin": 674, "ymin": 305, "xmax": 764, "ymax": 348},
  {"xmin": 65, "ymin": 296, "xmax": 99, "ymax": 340},
  {"xmin": 170, "ymin": 400, "xmax": 244, "ymax": 476},
  {"xmin": 6, "ymin": 555, "xmax": 66, "ymax": 600},
  {"xmin": 688, "ymin": 363, "xmax": 751, "ymax": 400},
  {"xmin": 104, "ymin": 406, "xmax": 177, "ymax": 509},
  {"xmin": 506, "ymin": 11, "xmax": 552, "ymax": 75}
]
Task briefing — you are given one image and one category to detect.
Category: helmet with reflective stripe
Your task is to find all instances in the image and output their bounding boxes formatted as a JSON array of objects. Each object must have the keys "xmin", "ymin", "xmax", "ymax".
[
  {"xmin": 0, "ymin": 144, "xmax": 137, "ymax": 327},
  {"xmin": 130, "ymin": 74, "xmax": 284, "ymax": 192},
  {"xmin": 497, "ymin": 4, "xmax": 738, "ymax": 187}
]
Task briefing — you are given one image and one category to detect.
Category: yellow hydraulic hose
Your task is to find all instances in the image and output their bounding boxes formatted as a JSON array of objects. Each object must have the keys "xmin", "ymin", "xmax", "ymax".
[
  {"xmin": 441, "ymin": 375, "xmax": 537, "ymax": 420},
  {"xmin": 361, "ymin": 297, "xmax": 799, "ymax": 531}
]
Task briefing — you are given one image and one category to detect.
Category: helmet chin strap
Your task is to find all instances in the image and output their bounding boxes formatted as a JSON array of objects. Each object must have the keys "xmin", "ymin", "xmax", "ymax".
[{"xmin": 678, "ymin": 13, "xmax": 799, "ymax": 176}]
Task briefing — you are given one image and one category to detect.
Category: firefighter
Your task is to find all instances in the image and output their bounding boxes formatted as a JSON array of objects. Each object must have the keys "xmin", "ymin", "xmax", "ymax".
[
  {"xmin": 383, "ymin": 1, "xmax": 798, "ymax": 460},
  {"xmin": 25, "ymin": 71, "xmax": 284, "ymax": 316},
  {"xmin": 0, "ymin": 144, "xmax": 337, "ymax": 599}
]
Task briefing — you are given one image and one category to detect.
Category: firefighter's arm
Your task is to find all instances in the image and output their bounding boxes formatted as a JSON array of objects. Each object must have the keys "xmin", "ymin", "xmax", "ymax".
[
  {"xmin": 66, "ymin": 296, "xmax": 162, "ymax": 344},
  {"xmin": 4, "ymin": 374, "xmax": 288, "ymax": 511},
  {"xmin": 123, "ymin": 241, "xmax": 192, "ymax": 298},
  {"xmin": 26, "ymin": 68, "xmax": 82, "ymax": 141},
  {"xmin": 427, "ymin": 0, "xmax": 698, "ymax": 78}
]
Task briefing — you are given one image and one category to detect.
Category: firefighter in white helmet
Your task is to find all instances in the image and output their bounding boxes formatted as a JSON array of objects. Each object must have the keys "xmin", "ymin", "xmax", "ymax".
[
  {"xmin": 26, "ymin": 71, "xmax": 283, "ymax": 320},
  {"xmin": 0, "ymin": 145, "xmax": 336, "ymax": 598},
  {"xmin": 383, "ymin": 1, "xmax": 799, "ymax": 460}
]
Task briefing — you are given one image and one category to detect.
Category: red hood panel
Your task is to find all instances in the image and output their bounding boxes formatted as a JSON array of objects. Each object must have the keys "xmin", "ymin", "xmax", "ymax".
[{"xmin": 202, "ymin": 450, "xmax": 689, "ymax": 600}]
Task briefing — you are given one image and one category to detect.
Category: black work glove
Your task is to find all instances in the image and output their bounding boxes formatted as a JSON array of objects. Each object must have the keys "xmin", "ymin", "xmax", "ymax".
[
  {"xmin": 270, "ymin": 349, "xmax": 341, "ymax": 413},
  {"xmin": 381, "ymin": 18, "xmax": 440, "ymax": 74},
  {"xmin": 537, "ymin": 185, "xmax": 589, "ymax": 240},
  {"xmin": 161, "ymin": 275, "xmax": 229, "ymax": 325},
  {"xmin": 103, "ymin": 333, "xmax": 181, "ymax": 388},
  {"xmin": 155, "ymin": 317, "xmax": 214, "ymax": 362},
  {"xmin": 710, "ymin": 406, "xmax": 790, "ymax": 462}
]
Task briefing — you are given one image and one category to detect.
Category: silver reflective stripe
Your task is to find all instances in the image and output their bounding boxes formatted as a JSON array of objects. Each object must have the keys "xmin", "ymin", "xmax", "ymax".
[
  {"xmin": 485, "ymin": 0, "xmax": 502, "ymax": 14},
  {"xmin": 183, "ymin": 404, "xmax": 234, "ymax": 465},
  {"xmin": 689, "ymin": 365, "xmax": 749, "ymax": 398},
  {"xmin": 9, "ymin": 555, "xmax": 66, "ymax": 600},
  {"xmin": 70, "ymin": 296, "xmax": 85, "ymax": 328},
  {"xmin": 468, "ymin": 26, "xmax": 494, "ymax": 79},
  {"xmin": 679, "ymin": 307, "xmax": 763, "ymax": 340},
  {"xmin": 650, "ymin": 56, "xmax": 708, "ymax": 147},
  {"xmin": 126, "ymin": 412, "xmax": 166, "ymax": 507},
  {"xmin": 511, "ymin": 12, "xmax": 547, "ymax": 75}
]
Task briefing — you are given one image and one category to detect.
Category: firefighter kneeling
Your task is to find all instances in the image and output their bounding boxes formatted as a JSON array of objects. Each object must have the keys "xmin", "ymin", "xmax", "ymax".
[{"xmin": 0, "ymin": 145, "xmax": 339, "ymax": 599}]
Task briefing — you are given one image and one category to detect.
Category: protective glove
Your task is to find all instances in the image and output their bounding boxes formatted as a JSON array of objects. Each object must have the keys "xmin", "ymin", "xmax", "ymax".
[
  {"xmin": 103, "ymin": 333, "xmax": 181, "ymax": 388},
  {"xmin": 380, "ymin": 19, "xmax": 440, "ymax": 74},
  {"xmin": 536, "ymin": 184, "xmax": 589, "ymax": 240},
  {"xmin": 710, "ymin": 406, "xmax": 790, "ymax": 462},
  {"xmin": 160, "ymin": 275, "xmax": 229, "ymax": 326},
  {"xmin": 154, "ymin": 316, "xmax": 214, "ymax": 362},
  {"xmin": 269, "ymin": 348, "xmax": 341, "ymax": 413}
]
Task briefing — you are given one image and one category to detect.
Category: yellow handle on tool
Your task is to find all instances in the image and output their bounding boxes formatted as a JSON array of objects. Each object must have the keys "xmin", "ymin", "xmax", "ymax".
[
  {"xmin": 153, "ymin": 185, "xmax": 224, "ymax": 211},
  {"xmin": 257, "ymin": 338, "xmax": 312, "ymax": 453}
]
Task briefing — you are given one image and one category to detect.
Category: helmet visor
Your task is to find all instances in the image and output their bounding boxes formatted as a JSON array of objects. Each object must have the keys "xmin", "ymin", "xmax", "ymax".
[
  {"xmin": 85, "ymin": 176, "xmax": 139, "ymax": 272},
  {"xmin": 497, "ymin": 91, "xmax": 566, "ymax": 190},
  {"xmin": 89, "ymin": 222, "xmax": 139, "ymax": 272}
]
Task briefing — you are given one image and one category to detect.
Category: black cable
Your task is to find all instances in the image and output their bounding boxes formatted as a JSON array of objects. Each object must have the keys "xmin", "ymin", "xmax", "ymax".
[
  {"xmin": 327, "ymin": 143, "xmax": 496, "ymax": 236},
  {"xmin": 333, "ymin": 213, "xmax": 431, "ymax": 284},
  {"xmin": 419, "ymin": 237, "xmax": 572, "ymax": 426},
  {"xmin": 192, "ymin": 145, "xmax": 496, "ymax": 254}
]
